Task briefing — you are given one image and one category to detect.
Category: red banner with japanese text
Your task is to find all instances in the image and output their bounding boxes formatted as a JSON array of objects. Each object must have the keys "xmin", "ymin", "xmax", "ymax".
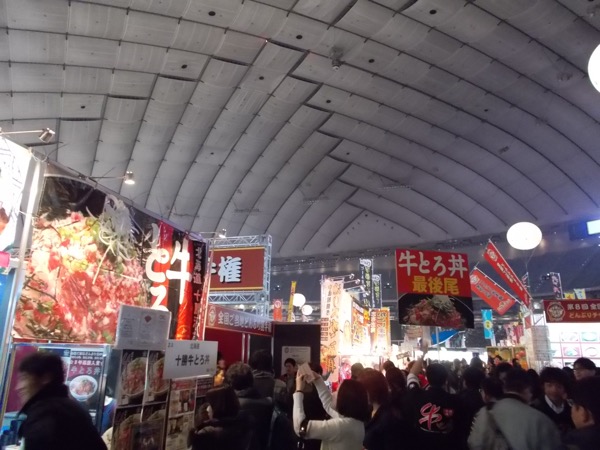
[
  {"xmin": 209, "ymin": 247, "xmax": 265, "ymax": 291},
  {"xmin": 470, "ymin": 268, "xmax": 517, "ymax": 315},
  {"xmin": 191, "ymin": 240, "xmax": 209, "ymax": 340},
  {"xmin": 395, "ymin": 249, "xmax": 474, "ymax": 328},
  {"xmin": 484, "ymin": 241, "xmax": 531, "ymax": 307},
  {"xmin": 206, "ymin": 304, "xmax": 273, "ymax": 336},
  {"xmin": 273, "ymin": 299, "xmax": 283, "ymax": 322},
  {"xmin": 544, "ymin": 299, "xmax": 600, "ymax": 323}
]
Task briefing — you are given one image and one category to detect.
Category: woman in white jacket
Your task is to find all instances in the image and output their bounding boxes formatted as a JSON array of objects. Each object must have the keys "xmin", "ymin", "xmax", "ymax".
[{"xmin": 293, "ymin": 371, "xmax": 369, "ymax": 450}]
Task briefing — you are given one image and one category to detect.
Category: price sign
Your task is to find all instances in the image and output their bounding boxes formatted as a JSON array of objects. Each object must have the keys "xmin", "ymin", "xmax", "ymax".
[{"xmin": 164, "ymin": 340, "xmax": 217, "ymax": 380}]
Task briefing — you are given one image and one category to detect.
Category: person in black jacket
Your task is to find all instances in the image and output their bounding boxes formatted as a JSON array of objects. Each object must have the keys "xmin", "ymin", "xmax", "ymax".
[
  {"xmin": 226, "ymin": 362, "xmax": 274, "ymax": 450},
  {"xmin": 457, "ymin": 367, "xmax": 485, "ymax": 428},
  {"xmin": 16, "ymin": 352, "xmax": 107, "ymax": 450},
  {"xmin": 563, "ymin": 376, "xmax": 600, "ymax": 450},
  {"xmin": 190, "ymin": 385, "xmax": 251, "ymax": 450},
  {"xmin": 360, "ymin": 368, "xmax": 412, "ymax": 450},
  {"xmin": 404, "ymin": 353, "xmax": 468, "ymax": 450},
  {"xmin": 532, "ymin": 367, "xmax": 574, "ymax": 433}
]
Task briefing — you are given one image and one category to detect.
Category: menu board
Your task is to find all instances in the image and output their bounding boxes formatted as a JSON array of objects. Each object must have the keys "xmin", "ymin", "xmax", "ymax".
[
  {"xmin": 547, "ymin": 323, "xmax": 600, "ymax": 368},
  {"xmin": 112, "ymin": 349, "xmax": 169, "ymax": 450},
  {"xmin": 166, "ymin": 379, "xmax": 196, "ymax": 450},
  {"xmin": 116, "ymin": 306, "xmax": 171, "ymax": 351}
]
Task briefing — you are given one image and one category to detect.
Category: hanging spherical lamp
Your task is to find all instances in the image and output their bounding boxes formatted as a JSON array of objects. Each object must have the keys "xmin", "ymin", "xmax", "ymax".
[
  {"xmin": 588, "ymin": 44, "xmax": 600, "ymax": 93},
  {"xmin": 506, "ymin": 222, "xmax": 542, "ymax": 250},
  {"xmin": 292, "ymin": 293, "xmax": 306, "ymax": 307},
  {"xmin": 301, "ymin": 304, "xmax": 313, "ymax": 315}
]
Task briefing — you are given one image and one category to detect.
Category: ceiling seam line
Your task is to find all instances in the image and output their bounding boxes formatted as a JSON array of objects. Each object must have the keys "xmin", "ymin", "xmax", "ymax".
[
  {"xmin": 325, "ymin": 208, "xmax": 365, "ymax": 248},
  {"xmin": 345, "ymin": 199, "xmax": 422, "ymax": 239}
]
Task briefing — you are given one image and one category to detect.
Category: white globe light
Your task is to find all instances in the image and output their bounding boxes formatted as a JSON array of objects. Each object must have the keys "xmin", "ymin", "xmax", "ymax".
[
  {"xmin": 506, "ymin": 222, "xmax": 542, "ymax": 250},
  {"xmin": 588, "ymin": 44, "xmax": 600, "ymax": 93},
  {"xmin": 301, "ymin": 304, "xmax": 313, "ymax": 315},
  {"xmin": 292, "ymin": 293, "xmax": 306, "ymax": 307}
]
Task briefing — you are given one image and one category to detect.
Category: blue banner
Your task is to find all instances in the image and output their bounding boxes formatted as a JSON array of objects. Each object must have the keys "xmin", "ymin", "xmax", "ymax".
[
  {"xmin": 482, "ymin": 309, "xmax": 494, "ymax": 340},
  {"xmin": 430, "ymin": 329, "xmax": 458, "ymax": 345}
]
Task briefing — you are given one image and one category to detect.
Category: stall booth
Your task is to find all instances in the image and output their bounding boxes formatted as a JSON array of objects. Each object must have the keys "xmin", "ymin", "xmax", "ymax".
[
  {"xmin": 204, "ymin": 303, "xmax": 273, "ymax": 365},
  {"xmin": 0, "ymin": 140, "xmax": 221, "ymax": 450}
]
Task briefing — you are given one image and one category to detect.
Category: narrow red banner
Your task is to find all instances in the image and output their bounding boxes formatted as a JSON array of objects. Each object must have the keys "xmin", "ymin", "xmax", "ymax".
[
  {"xmin": 484, "ymin": 242, "xmax": 531, "ymax": 307},
  {"xmin": 544, "ymin": 299, "xmax": 600, "ymax": 323},
  {"xmin": 470, "ymin": 268, "xmax": 517, "ymax": 315}
]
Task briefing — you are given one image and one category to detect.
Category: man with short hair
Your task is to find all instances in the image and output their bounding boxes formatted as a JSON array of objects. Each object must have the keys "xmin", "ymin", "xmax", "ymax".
[
  {"xmin": 563, "ymin": 376, "xmax": 600, "ymax": 450},
  {"xmin": 226, "ymin": 362, "xmax": 274, "ymax": 450},
  {"xmin": 249, "ymin": 350, "xmax": 286, "ymax": 405},
  {"xmin": 16, "ymin": 352, "xmax": 107, "ymax": 450},
  {"xmin": 532, "ymin": 367, "xmax": 574, "ymax": 433},
  {"xmin": 469, "ymin": 369, "xmax": 562, "ymax": 450},
  {"xmin": 573, "ymin": 358, "xmax": 597, "ymax": 381},
  {"xmin": 457, "ymin": 367, "xmax": 485, "ymax": 428},
  {"xmin": 281, "ymin": 357, "xmax": 297, "ymax": 393}
]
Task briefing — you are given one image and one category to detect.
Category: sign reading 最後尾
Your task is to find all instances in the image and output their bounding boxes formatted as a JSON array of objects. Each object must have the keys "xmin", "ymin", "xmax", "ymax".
[
  {"xmin": 164, "ymin": 340, "xmax": 218, "ymax": 380},
  {"xmin": 209, "ymin": 247, "xmax": 265, "ymax": 291},
  {"xmin": 470, "ymin": 268, "xmax": 517, "ymax": 315},
  {"xmin": 396, "ymin": 249, "xmax": 474, "ymax": 329},
  {"xmin": 543, "ymin": 299, "xmax": 600, "ymax": 323},
  {"xmin": 206, "ymin": 304, "xmax": 273, "ymax": 336}
]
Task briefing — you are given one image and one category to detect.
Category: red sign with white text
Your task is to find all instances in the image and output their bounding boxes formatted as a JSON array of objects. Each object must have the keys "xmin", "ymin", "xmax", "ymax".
[
  {"xmin": 395, "ymin": 249, "xmax": 471, "ymax": 297},
  {"xmin": 205, "ymin": 304, "xmax": 272, "ymax": 336},
  {"xmin": 273, "ymin": 299, "xmax": 283, "ymax": 322},
  {"xmin": 470, "ymin": 268, "xmax": 517, "ymax": 315},
  {"xmin": 544, "ymin": 299, "xmax": 600, "ymax": 323},
  {"xmin": 484, "ymin": 242, "xmax": 531, "ymax": 307},
  {"xmin": 210, "ymin": 247, "xmax": 265, "ymax": 291}
]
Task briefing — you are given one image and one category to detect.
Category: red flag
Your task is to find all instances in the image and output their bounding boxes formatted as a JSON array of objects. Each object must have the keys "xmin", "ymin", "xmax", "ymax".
[
  {"xmin": 470, "ymin": 268, "xmax": 517, "ymax": 315},
  {"xmin": 484, "ymin": 242, "xmax": 531, "ymax": 307}
]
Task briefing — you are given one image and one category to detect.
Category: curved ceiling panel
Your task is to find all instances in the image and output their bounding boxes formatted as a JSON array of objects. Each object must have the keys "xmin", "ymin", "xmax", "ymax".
[{"xmin": 2, "ymin": 0, "xmax": 600, "ymax": 258}]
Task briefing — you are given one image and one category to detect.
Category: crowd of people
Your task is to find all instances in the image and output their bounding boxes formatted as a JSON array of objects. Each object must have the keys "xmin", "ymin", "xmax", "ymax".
[
  {"xmin": 192, "ymin": 350, "xmax": 600, "ymax": 450},
  {"xmin": 9, "ymin": 348, "xmax": 600, "ymax": 450}
]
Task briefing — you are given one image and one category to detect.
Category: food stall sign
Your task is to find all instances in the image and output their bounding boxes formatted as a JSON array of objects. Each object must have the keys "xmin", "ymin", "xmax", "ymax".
[
  {"xmin": 484, "ymin": 241, "xmax": 531, "ymax": 307},
  {"xmin": 544, "ymin": 299, "xmax": 600, "ymax": 323},
  {"xmin": 470, "ymin": 268, "xmax": 516, "ymax": 315},
  {"xmin": 206, "ymin": 304, "xmax": 272, "ymax": 336},
  {"xmin": 209, "ymin": 247, "xmax": 265, "ymax": 291},
  {"xmin": 164, "ymin": 340, "xmax": 217, "ymax": 380}
]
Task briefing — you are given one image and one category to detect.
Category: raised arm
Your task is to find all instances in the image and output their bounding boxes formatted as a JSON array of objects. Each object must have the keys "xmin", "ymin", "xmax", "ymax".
[{"xmin": 314, "ymin": 376, "xmax": 339, "ymax": 418}]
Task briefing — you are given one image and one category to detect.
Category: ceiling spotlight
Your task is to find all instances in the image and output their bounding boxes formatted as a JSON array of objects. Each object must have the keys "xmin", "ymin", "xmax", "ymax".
[
  {"xmin": 38, "ymin": 128, "xmax": 55, "ymax": 143},
  {"xmin": 330, "ymin": 47, "xmax": 343, "ymax": 71},
  {"xmin": 123, "ymin": 171, "xmax": 135, "ymax": 185},
  {"xmin": 218, "ymin": 228, "xmax": 227, "ymax": 239}
]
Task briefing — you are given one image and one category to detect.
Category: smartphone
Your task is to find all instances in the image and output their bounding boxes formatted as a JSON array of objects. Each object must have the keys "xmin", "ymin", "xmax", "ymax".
[{"xmin": 297, "ymin": 362, "xmax": 315, "ymax": 383}]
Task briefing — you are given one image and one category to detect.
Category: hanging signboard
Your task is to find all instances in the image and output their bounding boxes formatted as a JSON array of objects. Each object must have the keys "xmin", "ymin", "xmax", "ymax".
[
  {"xmin": 14, "ymin": 172, "xmax": 208, "ymax": 343},
  {"xmin": 544, "ymin": 299, "xmax": 600, "ymax": 323},
  {"xmin": 0, "ymin": 137, "xmax": 31, "ymax": 251},
  {"xmin": 115, "ymin": 305, "xmax": 171, "ymax": 351},
  {"xmin": 482, "ymin": 309, "xmax": 494, "ymax": 340},
  {"xmin": 205, "ymin": 304, "xmax": 273, "ymax": 336},
  {"xmin": 395, "ymin": 249, "xmax": 474, "ymax": 328},
  {"xmin": 484, "ymin": 241, "xmax": 531, "ymax": 307},
  {"xmin": 273, "ymin": 299, "xmax": 283, "ymax": 322},
  {"xmin": 370, "ymin": 308, "xmax": 390, "ymax": 354},
  {"xmin": 359, "ymin": 258, "xmax": 373, "ymax": 308},
  {"xmin": 470, "ymin": 268, "xmax": 517, "ymax": 315},
  {"xmin": 372, "ymin": 274, "xmax": 382, "ymax": 309},
  {"xmin": 209, "ymin": 247, "xmax": 265, "ymax": 291}
]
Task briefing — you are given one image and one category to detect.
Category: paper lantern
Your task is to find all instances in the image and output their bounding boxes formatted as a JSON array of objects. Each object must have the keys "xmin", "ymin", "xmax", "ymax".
[{"xmin": 506, "ymin": 222, "xmax": 542, "ymax": 250}]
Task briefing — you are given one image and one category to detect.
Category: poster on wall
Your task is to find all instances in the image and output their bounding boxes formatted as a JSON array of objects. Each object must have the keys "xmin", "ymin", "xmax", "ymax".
[
  {"xmin": 281, "ymin": 346, "xmax": 311, "ymax": 373},
  {"xmin": 0, "ymin": 137, "xmax": 31, "ymax": 251},
  {"xmin": 395, "ymin": 249, "xmax": 474, "ymax": 328},
  {"xmin": 14, "ymin": 172, "xmax": 208, "ymax": 343},
  {"xmin": 166, "ymin": 379, "xmax": 196, "ymax": 450}
]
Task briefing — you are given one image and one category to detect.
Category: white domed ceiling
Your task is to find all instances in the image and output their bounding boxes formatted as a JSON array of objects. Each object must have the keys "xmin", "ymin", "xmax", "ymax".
[{"xmin": 2, "ymin": 0, "xmax": 600, "ymax": 258}]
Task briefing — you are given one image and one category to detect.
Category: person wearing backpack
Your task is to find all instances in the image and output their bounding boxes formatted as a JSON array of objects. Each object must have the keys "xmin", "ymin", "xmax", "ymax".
[{"xmin": 468, "ymin": 369, "xmax": 562, "ymax": 450}]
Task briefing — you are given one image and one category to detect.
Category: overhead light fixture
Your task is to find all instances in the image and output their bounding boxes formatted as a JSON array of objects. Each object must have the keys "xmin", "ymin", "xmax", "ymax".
[
  {"xmin": 198, "ymin": 228, "xmax": 227, "ymax": 239},
  {"xmin": 0, "ymin": 127, "xmax": 56, "ymax": 143},
  {"xmin": 588, "ymin": 44, "xmax": 600, "ymax": 93},
  {"xmin": 301, "ymin": 304, "xmax": 313, "ymax": 316},
  {"xmin": 292, "ymin": 293, "xmax": 306, "ymax": 307},
  {"xmin": 506, "ymin": 222, "xmax": 542, "ymax": 250},
  {"xmin": 123, "ymin": 171, "xmax": 135, "ymax": 185},
  {"xmin": 94, "ymin": 171, "xmax": 136, "ymax": 186}
]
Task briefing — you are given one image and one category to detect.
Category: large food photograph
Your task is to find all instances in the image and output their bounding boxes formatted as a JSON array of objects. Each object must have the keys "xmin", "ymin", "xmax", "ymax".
[{"xmin": 398, "ymin": 294, "xmax": 474, "ymax": 329}]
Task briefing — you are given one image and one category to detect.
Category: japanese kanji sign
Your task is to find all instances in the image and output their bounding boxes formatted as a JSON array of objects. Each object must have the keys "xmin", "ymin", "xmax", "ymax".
[
  {"xmin": 372, "ymin": 274, "xmax": 382, "ymax": 309},
  {"xmin": 395, "ymin": 249, "xmax": 471, "ymax": 297},
  {"xmin": 164, "ymin": 340, "xmax": 217, "ymax": 379},
  {"xmin": 209, "ymin": 247, "xmax": 265, "ymax": 291},
  {"xmin": 544, "ymin": 299, "xmax": 600, "ymax": 323},
  {"xmin": 484, "ymin": 241, "xmax": 531, "ymax": 307},
  {"xmin": 470, "ymin": 268, "xmax": 517, "ymax": 315},
  {"xmin": 396, "ymin": 249, "xmax": 474, "ymax": 328},
  {"xmin": 206, "ymin": 304, "xmax": 273, "ymax": 336},
  {"xmin": 359, "ymin": 258, "xmax": 373, "ymax": 308}
]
